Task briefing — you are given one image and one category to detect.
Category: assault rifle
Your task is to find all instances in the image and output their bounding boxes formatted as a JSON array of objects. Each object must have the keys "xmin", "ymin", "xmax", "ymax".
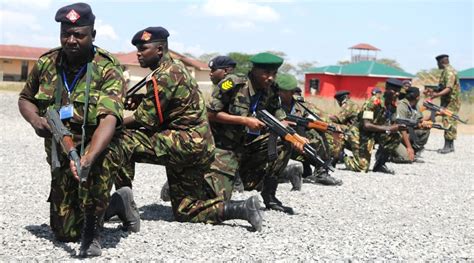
[
  {"xmin": 45, "ymin": 108, "xmax": 89, "ymax": 183},
  {"xmin": 256, "ymin": 110, "xmax": 334, "ymax": 172},
  {"xmin": 395, "ymin": 117, "xmax": 448, "ymax": 131},
  {"xmin": 422, "ymin": 101, "xmax": 468, "ymax": 124},
  {"xmin": 286, "ymin": 114, "xmax": 342, "ymax": 134}
]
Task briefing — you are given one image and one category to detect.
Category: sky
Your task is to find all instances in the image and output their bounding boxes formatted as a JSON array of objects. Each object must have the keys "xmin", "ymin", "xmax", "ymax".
[{"xmin": 1, "ymin": 0, "xmax": 473, "ymax": 74}]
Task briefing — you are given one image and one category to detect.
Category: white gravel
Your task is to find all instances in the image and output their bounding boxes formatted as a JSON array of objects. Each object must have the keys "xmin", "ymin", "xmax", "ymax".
[{"xmin": 1, "ymin": 91, "xmax": 473, "ymax": 261}]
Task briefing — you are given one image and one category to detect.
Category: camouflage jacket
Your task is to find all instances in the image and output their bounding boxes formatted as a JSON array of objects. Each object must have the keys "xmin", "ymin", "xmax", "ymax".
[
  {"xmin": 358, "ymin": 95, "xmax": 391, "ymax": 133},
  {"xmin": 207, "ymin": 73, "xmax": 286, "ymax": 150},
  {"xmin": 439, "ymin": 64, "xmax": 461, "ymax": 109},
  {"xmin": 134, "ymin": 53, "xmax": 215, "ymax": 163},
  {"xmin": 19, "ymin": 46, "xmax": 125, "ymax": 142},
  {"xmin": 282, "ymin": 96, "xmax": 329, "ymax": 121},
  {"xmin": 332, "ymin": 99, "xmax": 360, "ymax": 126}
]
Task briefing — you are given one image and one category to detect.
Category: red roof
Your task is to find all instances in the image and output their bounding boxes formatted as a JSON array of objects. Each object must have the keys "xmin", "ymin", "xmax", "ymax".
[
  {"xmin": 349, "ymin": 43, "xmax": 381, "ymax": 51},
  {"xmin": 0, "ymin": 44, "xmax": 209, "ymax": 71},
  {"xmin": 0, "ymin": 45, "xmax": 50, "ymax": 60}
]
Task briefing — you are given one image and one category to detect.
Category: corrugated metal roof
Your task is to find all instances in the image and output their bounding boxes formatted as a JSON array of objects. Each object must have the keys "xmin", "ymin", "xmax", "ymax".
[
  {"xmin": 458, "ymin": 68, "xmax": 474, "ymax": 79},
  {"xmin": 306, "ymin": 61, "xmax": 414, "ymax": 78}
]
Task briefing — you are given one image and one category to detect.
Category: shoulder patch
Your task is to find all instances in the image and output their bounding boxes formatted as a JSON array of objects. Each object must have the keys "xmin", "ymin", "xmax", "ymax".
[
  {"xmin": 362, "ymin": 111, "xmax": 374, "ymax": 120},
  {"xmin": 219, "ymin": 78, "xmax": 234, "ymax": 91},
  {"xmin": 373, "ymin": 98, "xmax": 381, "ymax": 105}
]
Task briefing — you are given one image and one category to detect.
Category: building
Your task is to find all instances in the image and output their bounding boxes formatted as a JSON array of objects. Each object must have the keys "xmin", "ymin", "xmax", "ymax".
[
  {"xmin": 0, "ymin": 44, "xmax": 212, "ymax": 91},
  {"xmin": 458, "ymin": 67, "xmax": 474, "ymax": 92},
  {"xmin": 304, "ymin": 60, "xmax": 414, "ymax": 99},
  {"xmin": 349, "ymin": 43, "xmax": 380, "ymax": 63}
]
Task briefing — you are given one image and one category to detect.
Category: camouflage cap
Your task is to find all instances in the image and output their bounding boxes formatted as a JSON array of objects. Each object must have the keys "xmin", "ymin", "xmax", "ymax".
[
  {"xmin": 276, "ymin": 73, "xmax": 298, "ymax": 91},
  {"xmin": 250, "ymin": 52, "xmax": 283, "ymax": 70},
  {"xmin": 55, "ymin": 2, "xmax": 95, "ymax": 26},
  {"xmin": 131, "ymin": 27, "xmax": 170, "ymax": 46}
]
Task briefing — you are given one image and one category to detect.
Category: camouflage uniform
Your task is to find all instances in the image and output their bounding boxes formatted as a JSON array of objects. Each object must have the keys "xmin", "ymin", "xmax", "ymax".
[
  {"xmin": 331, "ymin": 99, "xmax": 360, "ymax": 156},
  {"xmin": 206, "ymin": 73, "xmax": 291, "ymax": 200},
  {"xmin": 439, "ymin": 64, "xmax": 461, "ymax": 140},
  {"xmin": 19, "ymin": 46, "xmax": 125, "ymax": 241},
  {"xmin": 393, "ymin": 98, "xmax": 430, "ymax": 162},
  {"xmin": 344, "ymin": 95, "xmax": 401, "ymax": 172},
  {"xmin": 119, "ymin": 54, "xmax": 221, "ymax": 223}
]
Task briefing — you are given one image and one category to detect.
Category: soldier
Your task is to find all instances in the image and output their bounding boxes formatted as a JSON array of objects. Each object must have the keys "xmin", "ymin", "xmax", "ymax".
[
  {"xmin": 121, "ymin": 27, "xmax": 263, "ymax": 231},
  {"xmin": 430, "ymin": 54, "xmax": 461, "ymax": 154},
  {"xmin": 343, "ymin": 78, "xmax": 404, "ymax": 174},
  {"xmin": 18, "ymin": 3, "xmax": 139, "ymax": 257},
  {"xmin": 330, "ymin": 90, "xmax": 360, "ymax": 132},
  {"xmin": 392, "ymin": 87, "xmax": 431, "ymax": 163},
  {"xmin": 399, "ymin": 80, "xmax": 412, "ymax": 100},
  {"xmin": 276, "ymin": 73, "xmax": 343, "ymax": 190},
  {"xmin": 207, "ymin": 52, "xmax": 304, "ymax": 215}
]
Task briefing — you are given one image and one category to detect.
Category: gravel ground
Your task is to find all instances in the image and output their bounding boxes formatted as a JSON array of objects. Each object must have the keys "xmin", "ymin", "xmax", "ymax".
[{"xmin": 1, "ymin": 91, "xmax": 473, "ymax": 261}]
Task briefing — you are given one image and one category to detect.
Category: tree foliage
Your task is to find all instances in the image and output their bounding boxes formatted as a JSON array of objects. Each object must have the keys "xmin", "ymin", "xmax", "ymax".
[{"xmin": 376, "ymin": 58, "xmax": 403, "ymax": 71}]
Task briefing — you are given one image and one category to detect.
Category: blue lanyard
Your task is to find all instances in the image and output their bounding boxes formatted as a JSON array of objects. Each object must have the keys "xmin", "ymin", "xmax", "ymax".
[
  {"xmin": 290, "ymin": 101, "xmax": 296, "ymax": 115},
  {"xmin": 62, "ymin": 64, "xmax": 87, "ymax": 96},
  {"xmin": 250, "ymin": 92, "xmax": 262, "ymax": 114}
]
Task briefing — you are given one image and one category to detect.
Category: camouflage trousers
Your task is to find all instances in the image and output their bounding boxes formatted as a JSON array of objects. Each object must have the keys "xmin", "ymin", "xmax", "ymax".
[
  {"xmin": 442, "ymin": 103, "xmax": 460, "ymax": 141},
  {"xmin": 205, "ymin": 133, "xmax": 291, "ymax": 201},
  {"xmin": 344, "ymin": 126, "xmax": 401, "ymax": 172},
  {"xmin": 119, "ymin": 129, "xmax": 223, "ymax": 224},
  {"xmin": 45, "ymin": 136, "xmax": 123, "ymax": 242}
]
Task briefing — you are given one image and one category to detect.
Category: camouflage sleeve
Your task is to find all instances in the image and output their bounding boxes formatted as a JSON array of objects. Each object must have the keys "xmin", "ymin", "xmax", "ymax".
[
  {"xmin": 361, "ymin": 99, "xmax": 376, "ymax": 121},
  {"xmin": 96, "ymin": 62, "xmax": 125, "ymax": 124},
  {"xmin": 19, "ymin": 60, "xmax": 42, "ymax": 104},
  {"xmin": 334, "ymin": 104, "xmax": 352, "ymax": 123},
  {"xmin": 208, "ymin": 85, "xmax": 234, "ymax": 113},
  {"xmin": 396, "ymin": 101, "xmax": 410, "ymax": 119},
  {"xmin": 445, "ymin": 68, "xmax": 457, "ymax": 89}
]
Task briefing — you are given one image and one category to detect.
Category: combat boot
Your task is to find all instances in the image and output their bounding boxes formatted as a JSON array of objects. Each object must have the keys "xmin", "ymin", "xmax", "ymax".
[
  {"xmin": 160, "ymin": 180, "xmax": 171, "ymax": 202},
  {"xmin": 104, "ymin": 187, "xmax": 140, "ymax": 233},
  {"xmin": 222, "ymin": 196, "xmax": 263, "ymax": 231},
  {"xmin": 261, "ymin": 175, "xmax": 294, "ymax": 215},
  {"xmin": 310, "ymin": 168, "xmax": 343, "ymax": 186},
  {"xmin": 373, "ymin": 148, "xmax": 394, "ymax": 174},
  {"xmin": 233, "ymin": 173, "xmax": 245, "ymax": 193},
  {"xmin": 78, "ymin": 214, "xmax": 102, "ymax": 258},
  {"xmin": 438, "ymin": 139, "xmax": 454, "ymax": 154},
  {"xmin": 282, "ymin": 162, "xmax": 303, "ymax": 191}
]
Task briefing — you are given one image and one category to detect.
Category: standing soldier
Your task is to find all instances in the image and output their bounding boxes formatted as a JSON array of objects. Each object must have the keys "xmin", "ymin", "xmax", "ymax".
[
  {"xmin": 276, "ymin": 73, "xmax": 342, "ymax": 189},
  {"xmin": 18, "ymin": 3, "xmax": 139, "ymax": 257},
  {"xmin": 343, "ymin": 79, "xmax": 404, "ymax": 174},
  {"xmin": 430, "ymin": 54, "xmax": 461, "ymax": 154},
  {"xmin": 121, "ymin": 27, "xmax": 263, "ymax": 231},
  {"xmin": 207, "ymin": 52, "xmax": 302, "ymax": 214}
]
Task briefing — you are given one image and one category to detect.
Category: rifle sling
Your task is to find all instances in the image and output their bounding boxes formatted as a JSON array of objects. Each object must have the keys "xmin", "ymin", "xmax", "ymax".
[{"xmin": 80, "ymin": 62, "xmax": 93, "ymax": 156}]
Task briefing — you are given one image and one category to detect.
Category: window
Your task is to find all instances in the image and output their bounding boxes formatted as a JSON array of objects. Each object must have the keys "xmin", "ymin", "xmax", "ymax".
[{"xmin": 309, "ymin": 78, "xmax": 320, "ymax": 94}]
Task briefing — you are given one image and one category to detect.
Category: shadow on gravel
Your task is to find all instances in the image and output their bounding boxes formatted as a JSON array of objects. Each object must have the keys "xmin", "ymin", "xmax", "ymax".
[
  {"xmin": 139, "ymin": 203, "xmax": 174, "ymax": 222},
  {"xmin": 25, "ymin": 224, "xmax": 76, "ymax": 256}
]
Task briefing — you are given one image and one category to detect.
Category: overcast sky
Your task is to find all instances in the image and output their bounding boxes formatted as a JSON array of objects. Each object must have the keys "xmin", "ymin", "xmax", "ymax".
[{"xmin": 1, "ymin": 0, "xmax": 472, "ymax": 73}]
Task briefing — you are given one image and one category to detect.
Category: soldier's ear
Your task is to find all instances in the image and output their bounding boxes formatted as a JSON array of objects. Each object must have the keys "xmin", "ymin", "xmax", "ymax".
[{"xmin": 91, "ymin": 29, "xmax": 96, "ymax": 42}]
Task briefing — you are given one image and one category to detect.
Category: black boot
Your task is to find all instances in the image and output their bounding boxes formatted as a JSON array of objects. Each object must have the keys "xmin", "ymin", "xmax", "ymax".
[
  {"xmin": 78, "ymin": 214, "xmax": 102, "ymax": 258},
  {"xmin": 438, "ymin": 139, "xmax": 454, "ymax": 154},
  {"xmin": 104, "ymin": 187, "xmax": 140, "ymax": 233},
  {"xmin": 160, "ymin": 180, "xmax": 171, "ymax": 202},
  {"xmin": 233, "ymin": 173, "xmax": 245, "ymax": 193},
  {"xmin": 222, "ymin": 196, "xmax": 263, "ymax": 231},
  {"xmin": 302, "ymin": 162, "xmax": 312, "ymax": 178},
  {"xmin": 373, "ymin": 148, "xmax": 394, "ymax": 174},
  {"xmin": 261, "ymin": 175, "xmax": 294, "ymax": 215},
  {"xmin": 309, "ymin": 168, "xmax": 343, "ymax": 186},
  {"xmin": 285, "ymin": 163, "xmax": 303, "ymax": 191}
]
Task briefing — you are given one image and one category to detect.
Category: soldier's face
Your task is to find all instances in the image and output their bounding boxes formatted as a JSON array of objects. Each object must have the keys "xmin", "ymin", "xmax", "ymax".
[
  {"xmin": 209, "ymin": 68, "xmax": 226, "ymax": 85},
  {"xmin": 251, "ymin": 67, "xmax": 277, "ymax": 90},
  {"xmin": 278, "ymin": 90, "xmax": 294, "ymax": 105},
  {"xmin": 136, "ymin": 43, "xmax": 162, "ymax": 69},
  {"xmin": 60, "ymin": 24, "xmax": 95, "ymax": 61}
]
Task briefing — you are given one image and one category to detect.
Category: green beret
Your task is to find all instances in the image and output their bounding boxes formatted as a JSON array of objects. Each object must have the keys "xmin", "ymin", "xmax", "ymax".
[
  {"xmin": 250, "ymin": 52, "xmax": 283, "ymax": 69},
  {"xmin": 276, "ymin": 73, "xmax": 298, "ymax": 91}
]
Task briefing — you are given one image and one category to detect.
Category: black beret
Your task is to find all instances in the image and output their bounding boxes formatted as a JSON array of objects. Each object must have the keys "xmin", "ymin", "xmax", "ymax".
[
  {"xmin": 131, "ymin": 27, "xmax": 170, "ymax": 46},
  {"xmin": 371, "ymin": 87, "xmax": 382, "ymax": 94},
  {"xmin": 435, "ymin": 54, "xmax": 449, "ymax": 61},
  {"xmin": 55, "ymin": 2, "xmax": 95, "ymax": 26},
  {"xmin": 334, "ymin": 90, "xmax": 350, "ymax": 100},
  {"xmin": 208, "ymin": 56, "xmax": 237, "ymax": 70},
  {"xmin": 385, "ymin": 78, "xmax": 403, "ymax": 92}
]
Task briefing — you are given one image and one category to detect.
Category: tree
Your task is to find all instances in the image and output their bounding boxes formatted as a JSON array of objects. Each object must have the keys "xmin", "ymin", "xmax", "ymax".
[
  {"xmin": 227, "ymin": 52, "xmax": 253, "ymax": 75},
  {"xmin": 198, "ymin": 52, "xmax": 220, "ymax": 64},
  {"xmin": 337, "ymin": 60, "xmax": 351, "ymax": 65},
  {"xmin": 416, "ymin": 68, "xmax": 441, "ymax": 85},
  {"xmin": 296, "ymin": 61, "xmax": 317, "ymax": 76},
  {"xmin": 182, "ymin": 52, "xmax": 196, "ymax": 59}
]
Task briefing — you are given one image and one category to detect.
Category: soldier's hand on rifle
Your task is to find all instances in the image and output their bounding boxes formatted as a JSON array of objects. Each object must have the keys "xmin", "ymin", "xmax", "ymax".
[
  {"xmin": 125, "ymin": 94, "xmax": 145, "ymax": 111},
  {"xmin": 70, "ymin": 154, "xmax": 92, "ymax": 182},
  {"xmin": 292, "ymin": 133, "xmax": 309, "ymax": 154},
  {"xmin": 31, "ymin": 116, "xmax": 52, "ymax": 138},
  {"xmin": 245, "ymin": 117, "xmax": 265, "ymax": 130},
  {"xmin": 389, "ymin": 124, "xmax": 405, "ymax": 132},
  {"xmin": 420, "ymin": 120, "xmax": 432, "ymax": 129}
]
